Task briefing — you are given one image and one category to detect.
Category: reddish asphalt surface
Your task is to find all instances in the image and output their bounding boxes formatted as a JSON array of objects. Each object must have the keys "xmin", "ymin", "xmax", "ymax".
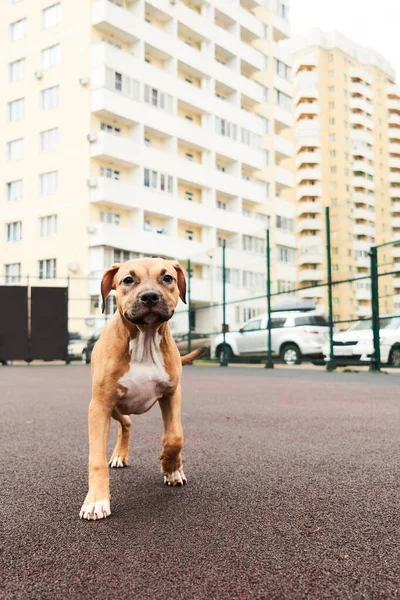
[{"xmin": 1, "ymin": 365, "xmax": 400, "ymax": 599}]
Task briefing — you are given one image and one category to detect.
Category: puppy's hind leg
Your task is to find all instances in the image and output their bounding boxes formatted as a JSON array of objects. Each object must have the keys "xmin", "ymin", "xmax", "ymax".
[{"xmin": 109, "ymin": 407, "xmax": 131, "ymax": 468}]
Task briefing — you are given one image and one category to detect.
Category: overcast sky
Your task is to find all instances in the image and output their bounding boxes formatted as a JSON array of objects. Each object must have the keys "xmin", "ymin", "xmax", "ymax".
[{"xmin": 290, "ymin": 0, "xmax": 400, "ymax": 80}]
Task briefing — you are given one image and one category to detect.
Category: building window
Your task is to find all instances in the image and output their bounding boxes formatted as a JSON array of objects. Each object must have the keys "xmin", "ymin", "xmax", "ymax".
[
  {"xmin": 276, "ymin": 215, "xmax": 294, "ymax": 232},
  {"xmin": 277, "ymin": 246, "xmax": 296, "ymax": 264},
  {"xmin": 6, "ymin": 221, "xmax": 22, "ymax": 242},
  {"xmin": 243, "ymin": 235, "xmax": 264, "ymax": 254},
  {"xmin": 101, "ymin": 35, "xmax": 122, "ymax": 50},
  {"xmin": 6, "ymin": 138, "xmax": 24, "ymax": 161},
  {"xmin": 6, "ymin": 179, "xmax": 23, "ymax": 202},
  {"xmin": 185, "ymin": 152, "xmax": 194, "ymax": 161},
  {"xmin": 328, "ymin": 102, "xmax": 335, "ymax": 110},
  {"xmin": 185, "ymin": 230, "xmax": 194, "ymax": 241},
  {"xmin": 242, "ymin": 271, "xmax": 264, "ymax": 291},
  {"xmin": 8, "ymin": 98, "xmax": 24, "ymax": 121},
  {"xmin": 328, "ymin": 70, "xmax": 334, "ymax": 77},
  {"xmin": 242, "ymin": 208, "xmax": 251, "ymax": 217},
  {"xmin": 217, "ymin": 267, "xmax": 240, "ymax": 286},
  {"xmin": 329, "ymin": 150, "xmax": 336, "ymax": 158},
  {"xmin": 143, "ymin": 168, "xmax": 173, "ymax": 194},
  {"xmin": 329, "ymin": 118, "xmax": 335, "ymax": 125},
  {"xmin": 5, "ymin": 263, "xmax": 21, "ymax": 284},
  {"xmin": 329, "ymin": 134, "xmax": 336, "ymax": 142},
  {"xmin": 144, "ymin": 136, "xmax": 151, "ymax": 146},
  {"xmin": 330, "ymin": 166, "xmax": 337, "ymax": 174},
  {"xmin": 277, "ymin": 280, "xmax": 293, "ymax": 293},
  {"xmin": 100, "ymin": 166, "xmax": 120, "ymax": 180},
  {"xmin": 328, "ymin": 54, "xmax": 334, "ymax": 62},
  {"xmin": 39, "ymin": 215, "xmax": 57, "ymax": 237},
  {"xmin": 100, "ymin": 210, "xmax": 121, "ymax": 225},
  {"xmin": 41, "ymin": 43, "xmax": 61, "ymax": 69},
  {"xmin": 101, "ymin": 122, "xmax": 121, "ymax": 135},
  {"xmin": 42, "ymin": 3, "xmax": 62, "ymax": 29},
  {"xmin": 215, "ymin": 117, "xmax": 237, "ymax": 140},
  {"xmin": 185, "ymin": 191, "xmax": 193, "ymax": 201},
  {"xmin": 275, "ymin": 0, "xmax": 289, "ymax": 20},
  {"xmin": 40, "ymin": 128, "xmax": 59, "ymax": 152},
  {"xmin": 144, "ymin": 84, "xmax": 173, "ymax": 113},
  {"xmin": 39, "ymin": 259, "xmax": 57, "ymax": 279},
  {"xmin": 216, "ymin": 163, "xmax": 226, "ymax": 172},
  {"xmin": 9, "ymin": 58, "xmax": 25, "ymax": 81},
  {"xmin": 328, "ymin": 86, "xmax": 334, "ymax": 94},
  {"xmin": 39, "ymin": 171, "xmax": 58, "ymax": 195},
  {"xmin": 241, "ymin": 128, "xmax": 263, "ymax": 150},
  {"xmin": 105, "ymin": 68, "xmax": 140, "ymax": 100},
  {"xmin": 40, "ymin": 86, "xmax": 59, "ymax": 110},
  {"xmin": 10, "ymin": 18, "xmax": 26, "ymax": 41},
  {"xmin": 274, "ymin": 58, "xmax": 291, "ymax": 81},
  {"xmin": 217, "ymin": 200, "xmax": 227, "ymax": 210},
  {"xmin": 274, "ymin": 89, "xmax": 292, "ymax": 111}
]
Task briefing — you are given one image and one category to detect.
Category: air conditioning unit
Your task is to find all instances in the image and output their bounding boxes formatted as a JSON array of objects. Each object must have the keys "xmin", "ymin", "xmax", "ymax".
[
  {"xmin": 87, "ymin": 132, "xmax": 97, "ymax": 143},
  {"xmin": 34, "ymin": 71, "xmax": 43, "ymax": 80},
  {"xmin": 170, "ymin": 0, "xmax": 177, "ymax": 4},
  {"xmin": 67, "ymin": 263, "xmax": 79, "ymax": 273},
  {"xmin": 87, "ymin": 177, "xmax": 98, "ymax": 188},
  {"xmin": 79, "ymin": 76, "xmax": 89, "ymax": 86},
  {"xmin": 87, "ymin": 225, "xmax": 97, "ymax": 234}
]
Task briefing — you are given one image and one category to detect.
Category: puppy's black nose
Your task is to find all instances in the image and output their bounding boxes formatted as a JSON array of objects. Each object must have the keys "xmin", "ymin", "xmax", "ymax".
[{"xmin": 140, "ymin": 291, "xmax": 160, "ymax": 307}]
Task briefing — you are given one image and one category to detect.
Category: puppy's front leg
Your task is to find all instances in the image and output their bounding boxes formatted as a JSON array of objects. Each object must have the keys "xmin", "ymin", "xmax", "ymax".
[
  {"xmin": 159, "ymin": 386, "xmax": 186, "ymax": 486},
  {"xmin": 80, "ymin": 399, "xmax": 112, "ymax": 520}
]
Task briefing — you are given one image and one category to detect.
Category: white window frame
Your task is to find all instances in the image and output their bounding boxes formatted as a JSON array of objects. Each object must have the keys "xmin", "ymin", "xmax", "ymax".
[
  {"xmin": 39, "ymin": 171, "xmax": 58, "ymax": 195},
  {"xmin": 8, "ymin": 98, "xmax": 24, "ymax": 121},
  {"xmin": 100, "ymin": 166, "xmax": 120, "ymax": 180},
  {"xmin": 40, "ymin": 86, "xmax": 59, "ymax": 111},
  {"xmin": 100, "ymin": 210, "xmax": 121, "ymax": 226},
  {"xmin": 38, "ymin": 259, "xmax": 57, "ymax": 280},
  {"xmin": 9, "ymin": 58, "xmax": 25, "ymax": 81},
  {"xmin": 6, "ymin": 179, "xmax": 23, "ymax": 202},
  {"xmin": 41, "ymin": 43, "xmax": 61, "ymax": 69},
  {"xmin": 5, "ymin": 263, "xmax": 21, "ymax": 284},
  {"xmin": 6, "ymin": 221, "xmax": 22, "ymax": 242},
  {"xmin": 40, "ymin": 128, "xmax": 59, "ymax": 153},
  {"xmin": 42, "ymin": 3, "xmax": 62, "ymax": 29},
  {"xmin": 6, "ymin": 138, "xmax": 24, "ymax": 161},
  {"xmin": 39, "ymin": 215, "xmax": 57, "ymax": 238},
  {"xmin": 10, "ymin": 18, "xmax": 26, "ymax": 41}
]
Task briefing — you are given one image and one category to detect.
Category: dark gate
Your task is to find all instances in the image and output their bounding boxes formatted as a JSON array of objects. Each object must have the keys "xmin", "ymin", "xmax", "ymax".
[
  {"xmin": 30, "ymin": 287, "xmax": 68, "ymax": 360},
  {"xmin": 0, "ymin": 286, "xmax": 29, "ymax": 361}
]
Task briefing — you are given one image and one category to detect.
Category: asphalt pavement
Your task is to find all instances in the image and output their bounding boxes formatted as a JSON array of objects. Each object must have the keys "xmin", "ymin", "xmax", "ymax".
[{"xmin": 1, "ymin": 365, "xmax": 400, "ymax": 599}]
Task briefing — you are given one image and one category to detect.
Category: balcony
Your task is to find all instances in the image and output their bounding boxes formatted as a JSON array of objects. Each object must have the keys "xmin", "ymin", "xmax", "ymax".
[
  {"xmin": 296, "ymin": 168, "xmax": 321, "ymax": 184},
  {"xmin": 294, "ymin": 72, "xmax": 319, "ymax": 93},
  {"xmin": 391, "ymin": 201, "xmax": 400, "ymax": 213},
  {"xmin": 274, "ymin": 134, "xmax": 293, "ymax": 159},
  {"xmin": 294, "ymin": 54, "xmax": 318, "ymax": 72},
  {"xmin": 352, "ymin": 160, "xmax": 374, "ymax": 176},
  {"xmin": 392, "ymin": 247, "xmax": 400, "ymax": 258},
  {"xmin": 389, "ymin": 113, "xmax": 400, "ymax": 127},
  {"xmin": 390, "ymin": 187, "xmax": 400, "ymax": 199},
  {"xmin": 297, "ymin": 218, "xmax": 323, "ymax": 233},
  {"xmin": 296, "ymin": 151, "xmax": 321, "ymax": 168},
  {"xmin": 298, "ymin": 269, "xmax": 324, "ymax": 282},
  {"xmin": 390, "ymin": 172, "xmax": 400, "ymax": 184},
  {"xmin": 297, "ymin": 201, "xmax": 322, "ymax": 216},
  {"xmin": 389, "ymin": 127, "xmax": 400, "ymax": 142},
  {"xmin": 349, "ymin": 97, "xmax": 373, "ymax": 114},
  {"xmin": 295, "ymin": 103, "xmax": 320, "ymax": 121},
  {"xmin": 354, "ymin": 240, "xmax": 372, "ymax": 253},
  {"xmin": 350, "ymin": 67, "xmax": 372, "ymax": 84},
  {"xmin": 354, "ymin": 223, "xmax": 375, "ymax": 237},
  {"xmin": 393, "ymin": 277, "xmax": 400, "ymax": 289},
  {"xmin": 89, "ymin": 131, "xmax": 141, "ymax": 166},
  {"xmin": 355, "ymin": 288, "xmax": 371, "ymax": 301},
  {"xmin": 352, "ymin": 192, "xmax": 375, "ymax": 208},
  {"xmin": 274, "ymin": 106, "xmax": 293, "ymax": 129},
  {"xmin": 389, "ymin": 142, "xmax": 400, "ymax": 156},
  {"xmin": 350, "ymin": 82, "xmax": 372, "ymax": 99},
  {"xmin": 391, "ymin": 217, "xmax": 400, "ymax": 228},
  {"xmin": 295, "ymin": 121, "xmax": 320, "ymax": 145},
  {"xmin": 272, "ymin": 12, "xmax": 290, "ymax": 41},
  {"xmin": 388, "ymin": 98, "xmax": 400, "ymax": 113},
  {"xmin": 92, "ymin": 0, "xmax": 140, "ymax": 43},
  {"xmin": 354, "ymin": 208, "xmax": 375, "ymax": 221},
  {"xmin": 298, "ymin": 287, "xmax": 325, "ymax": 299},
  {"xmin": 351, "ymin": 129, "xmax": 373, "ymax": 146},
  {"xmin": 298, "ymin": 251, "xmax": 324, "ymax": 266},
  {"xmin": 299, "ymin": 235, "xmax": 323, "ymax": 248},
  {"xmin": 296, "ymin": 184, "xmax": 322, "ymax": 200},
  {"xmin": 389, "ymin": 157, "xmax": 400, "ymax": 169},
  {"xmin": 352, "ymin": 176, "xmax": 375, "ymax": 191},
  {"xmin": 355, "ymin": 256, "xmax": 370, "ymax": 269},
  {"xmin": 351, "ymin": 142, "xmax": 374, "ymax": 161},
  {"xmin": 274, "ymin": 165, "xmax": 294, "ymax": 189},
  {"xmin": 356, "ymin": 305, "xmax": 371, "ymax": 318},
  {"xmin": 350, "ymin": 113, "xmax": 373, "ymax": 129}
]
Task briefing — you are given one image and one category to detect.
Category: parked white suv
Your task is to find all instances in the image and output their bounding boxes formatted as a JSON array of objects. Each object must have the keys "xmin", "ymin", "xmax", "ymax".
[
  {"xmin": 213, "ymin": 310, "xmax": 330, "ymax": 365},
  {"xmin": 322, "ymin": 315, "xmax": 400, "ymax": 366}
]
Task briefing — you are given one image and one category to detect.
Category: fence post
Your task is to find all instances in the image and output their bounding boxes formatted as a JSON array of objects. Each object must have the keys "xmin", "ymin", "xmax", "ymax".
[
  {"xmin": 66, "ymin": 275, "xmax": 70, "ymax": 365},
  {"xmin": 187, "ymin": 259, "xmax": 192, "ymax": 355},
  {"xmin": 265, "ymin": 229, "xmax": 274, "ymax": 369},
  {"xmin": 220, "ymin": 240, "xmax": 228, "ymax": 367},
  {"xmin": 325, "ymin": 207, "xmax": 336, "ymax": 371},
  {"xmin": 369, "ymin": 246, "xmax": 381, "ymax": 371}
]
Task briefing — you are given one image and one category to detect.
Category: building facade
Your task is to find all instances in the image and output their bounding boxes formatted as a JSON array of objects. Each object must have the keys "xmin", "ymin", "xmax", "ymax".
[
  {"xmin": 287, "ymin": 30, "xmax": 397, "ymax": 323},
  {"xmin": 1, "ymin": 0, "xmax": 295, "ymax": 338}
]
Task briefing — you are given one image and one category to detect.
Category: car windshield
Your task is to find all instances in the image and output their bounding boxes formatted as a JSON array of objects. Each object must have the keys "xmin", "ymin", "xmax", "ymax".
[{"xmin": 348, "ymin": 317, "xmax": 400, "ymax": 332}]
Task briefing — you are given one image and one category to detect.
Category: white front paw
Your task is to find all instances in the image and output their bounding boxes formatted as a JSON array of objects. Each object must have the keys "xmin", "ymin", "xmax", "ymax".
[
  {"xmin": 79, "ymin": 499, "xmax": 111, "ymax": 520},
  {"xmin": 163, "ymin": 467, "xmax": 187, "ymax": 487}
]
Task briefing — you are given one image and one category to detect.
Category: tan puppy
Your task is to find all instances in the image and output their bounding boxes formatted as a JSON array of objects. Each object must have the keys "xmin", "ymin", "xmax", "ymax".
[{"xmin": 80, "ymin": 257, "xmax": 203, "ymax": 520}]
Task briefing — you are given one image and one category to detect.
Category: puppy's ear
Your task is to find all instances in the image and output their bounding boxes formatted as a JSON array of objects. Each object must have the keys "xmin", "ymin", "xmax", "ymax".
[
  {"xmin": 172, "ymin": 262, "xmax": 186, "ymax": 304},
  {"xmin": 101, "ymin": 263, "xmax": 120, "ymax": 314}
]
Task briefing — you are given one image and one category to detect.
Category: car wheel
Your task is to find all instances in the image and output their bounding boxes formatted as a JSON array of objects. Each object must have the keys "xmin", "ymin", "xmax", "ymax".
[
  {"xmin": 389, "ymin": 345, "xmax": 400, "ymax": 367},
  {"xmin": 82, "ymin": 351, "xmax": 89, "ymax": 365},
  {"xmin": 217, "ymin": 344, "xmax": 234, "ymax": 362},
  {"xmin": 281, "ymin": 344, "xmax": 301, "ymax": 366}
]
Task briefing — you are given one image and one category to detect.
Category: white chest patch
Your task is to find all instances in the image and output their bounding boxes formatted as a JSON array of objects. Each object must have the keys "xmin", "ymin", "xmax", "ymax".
[{"xmin": 117, "ymin": 331, "xmax": 171, "ymax": 415}]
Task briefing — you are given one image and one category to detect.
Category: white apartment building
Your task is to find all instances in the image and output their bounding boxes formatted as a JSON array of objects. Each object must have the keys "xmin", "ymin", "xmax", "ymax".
[{"xmin": 1, "ymin": 0, "xmax": 295, "ymax": 337}]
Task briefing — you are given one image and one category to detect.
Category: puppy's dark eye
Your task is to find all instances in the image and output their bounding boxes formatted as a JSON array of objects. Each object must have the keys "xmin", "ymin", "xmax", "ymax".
[
  {"xmin": 123, "ymin": 276, "xmax": 134, "ymax": 285},
  {"xmin": 163, "ymin": 274, "xmax": 173, "ymax": 284}
]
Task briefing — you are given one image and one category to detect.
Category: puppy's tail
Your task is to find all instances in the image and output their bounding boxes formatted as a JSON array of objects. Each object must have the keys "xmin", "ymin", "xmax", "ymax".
[{"xmin": 181, "ymin": 346, "xmax": 208, "ymax": 366}]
